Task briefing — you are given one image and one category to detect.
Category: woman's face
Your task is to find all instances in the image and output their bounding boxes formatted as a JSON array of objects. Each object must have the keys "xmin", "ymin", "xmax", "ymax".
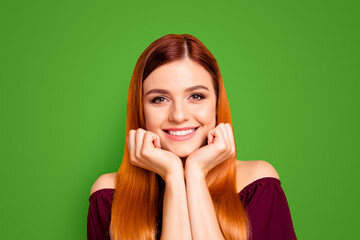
[{"xmin": 143, "ymin": 59, "xmax": 217, "ymax": 158}]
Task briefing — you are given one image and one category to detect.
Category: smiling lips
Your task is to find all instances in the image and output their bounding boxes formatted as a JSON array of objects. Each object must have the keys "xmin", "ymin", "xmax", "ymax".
[{"xmin": 163, "ymin": 127, "xmax": 199, "ymax": 141}]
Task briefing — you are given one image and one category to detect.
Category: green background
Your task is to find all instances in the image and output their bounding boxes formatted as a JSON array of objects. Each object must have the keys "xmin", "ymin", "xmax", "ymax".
[{"xmin": 1, "ymin": 0, "xmax": 359, "ymax": 239}]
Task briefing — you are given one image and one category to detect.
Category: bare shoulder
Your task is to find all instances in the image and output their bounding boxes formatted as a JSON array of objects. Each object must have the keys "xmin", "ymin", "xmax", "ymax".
[
  {"xmin": 90, "ymin": 172, "xmax": 117, "ymax": 195},
  {"xmin": 235, "ymin": 160, "xmax": 280, "ymax": 193}
]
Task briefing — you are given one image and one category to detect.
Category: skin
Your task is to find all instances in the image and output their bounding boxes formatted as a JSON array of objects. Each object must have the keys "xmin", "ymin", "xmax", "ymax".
[
  {"xmin": 127, "ymin": 58, "xmax": 235, "ymax": 239},
  {"xmin": 142, "ymin": 58, "xmax": 217, "ymax": 160},
  {"xmin": 90, "ymin": 58, "xmax": 280, "ymax": 240}
]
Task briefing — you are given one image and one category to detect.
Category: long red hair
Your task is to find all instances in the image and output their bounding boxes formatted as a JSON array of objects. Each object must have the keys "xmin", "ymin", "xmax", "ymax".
[{"xmin": 111, "ymin": 34, "xmax": 250, "ymax": 240}]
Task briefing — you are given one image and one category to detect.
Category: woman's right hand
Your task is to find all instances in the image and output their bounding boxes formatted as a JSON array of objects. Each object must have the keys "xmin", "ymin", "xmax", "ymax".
[{"xmin": 127, "ymin": 128, "xmax": 183, "ymax": 180}]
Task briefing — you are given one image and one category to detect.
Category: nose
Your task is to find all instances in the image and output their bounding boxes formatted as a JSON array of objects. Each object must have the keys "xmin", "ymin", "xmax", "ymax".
[{"xmin": 168, "ymin": 102, "xmax": 189, "ymax": 123}]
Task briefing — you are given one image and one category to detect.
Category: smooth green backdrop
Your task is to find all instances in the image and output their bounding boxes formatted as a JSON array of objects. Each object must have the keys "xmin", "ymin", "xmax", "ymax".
[{"xmin": 1, "ymin": 0, "xmax": 359, "ymax": 239}]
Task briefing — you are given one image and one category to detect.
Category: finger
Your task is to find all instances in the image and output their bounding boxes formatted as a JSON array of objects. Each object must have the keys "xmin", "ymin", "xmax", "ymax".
[
  {"xmin": 135, "ymin": 128, "xmax": 146, "ymax": 159},
  {"xmin": 207, "ymin": 123, "xmax": 224, "ymax": 144},
  {"xmin": 208, "ymin": 123, "xmax": 226, "ymax": 144},
  {"xmin": 207, "ymin": 128, "xmax": 216, "ymax": 144},
  {"xmin": 219, "ymin": 123, "xmax": 230, "ymax": 144},
  {"xmin": 208, "ymin": 123, "xmax": 226, "ymax": 151},
  {"xmin": 211, "ymin": 123, "xmax": 226, "ymax": 143},
  {"xmin": 151, "ymin": 131, "xmax": 162, "ymax": 148},
  {"xmin": 143, "ymin": 131, "xmax": 161, "ymax": 152},
  {"xmin": 220, "ymin": 123, "xmax": 233, "ymax": 154},
  {"xmin": 212, "ymin": 124, "xmax": 229, "ymax": 154},
  {"xmin": 225, "ymin": 123, "xmax": 236, "ymax": 155},
  {"xmin": 128, "ymin": 130, "xmax": 136, "ymax": 162}
]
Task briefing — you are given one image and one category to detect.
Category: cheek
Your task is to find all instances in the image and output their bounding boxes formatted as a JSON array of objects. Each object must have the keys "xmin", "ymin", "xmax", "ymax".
[
  {"xmin": 143, "ymin": 107, "xmax": 154, "ymax": 130},
  {"xmin": 195, "ymin": 103, "xmax": 217, "ymax": 127},
  {"xmin": 144, "ymin": 107, "xmax": 165, "ymax": 132}
]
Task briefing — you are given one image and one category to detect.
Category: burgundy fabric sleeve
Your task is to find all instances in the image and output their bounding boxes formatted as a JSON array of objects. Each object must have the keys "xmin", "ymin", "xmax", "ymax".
[
  {"xmin": 87, "ymin": 188, "xmax": 161, "ymax": 240},
  {"xmin": 87, "ymin": 177, "xmax": 296, "ymax": 240},
  {"xmin": 87, "ymin": 188, "xmax": 114, "ymax": 240},
  {"xmin": 239, "ymin": 177, "xmax": 297, "ymax": 240}
]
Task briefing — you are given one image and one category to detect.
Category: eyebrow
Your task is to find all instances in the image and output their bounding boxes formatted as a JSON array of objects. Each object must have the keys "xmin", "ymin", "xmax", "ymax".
[{"xmin": 145, "ymin": 85, "xmax": 209, "ymax": 96}]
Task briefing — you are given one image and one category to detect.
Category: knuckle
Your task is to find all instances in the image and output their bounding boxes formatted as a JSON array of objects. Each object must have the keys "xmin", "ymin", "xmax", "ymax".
[
  {"xmin": 135, "ymin": 129, "xmax": 141, "ymax": 135},
  {"xmin": 144, "ymin": 131, "xmax": 151, "ymax": 138},
  {"xmin": 135, "ymin": 151, "xmax": 141, "ymax": 160},
  {"xmin": 129, "ymin": 156, "xmax": 136, "ymax": 164},
  {"xmin": 140, "ymin": 148, "xmax": 149, "ymax": 158}
]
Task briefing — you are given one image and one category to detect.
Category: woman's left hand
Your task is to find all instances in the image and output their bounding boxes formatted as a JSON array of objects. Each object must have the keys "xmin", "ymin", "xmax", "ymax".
[{"xmin": 185, "ymin": 123, "xmax": 236, "ymax": 176}]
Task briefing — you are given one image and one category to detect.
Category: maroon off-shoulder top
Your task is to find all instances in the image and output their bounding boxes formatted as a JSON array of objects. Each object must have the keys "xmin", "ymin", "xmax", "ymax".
[{"xmin": 87, "ymin": 177, "xmax": 297, "ymax": 239}]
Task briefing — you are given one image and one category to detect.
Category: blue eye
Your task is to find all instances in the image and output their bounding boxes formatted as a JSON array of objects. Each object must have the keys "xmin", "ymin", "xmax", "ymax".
[
  {"xmin": 152, "ymin": 97, "xmax": 167, "ymax": 103},
  {"xmin": 189, "ymin": 94, "xmax": 204, "ymax": 100}
]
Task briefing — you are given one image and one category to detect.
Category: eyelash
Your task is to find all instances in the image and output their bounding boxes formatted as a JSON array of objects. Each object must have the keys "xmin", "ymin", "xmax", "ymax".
[
  {"xmin": 151, "ymin": 96, "xmax": 167, "ymax": 103},
  {"xmin": 189, "ymin": 93, "xmax": 205, "ymax": 101},
  {"xmin": 151, "ymin": 93, "xmax": 205, "ymax": 103}
]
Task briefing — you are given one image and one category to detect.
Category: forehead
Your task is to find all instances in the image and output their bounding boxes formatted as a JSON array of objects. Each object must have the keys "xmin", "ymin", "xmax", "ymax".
[{"xmin": 143, "ymin": 59, "xmax": 214, "ymax": 93}]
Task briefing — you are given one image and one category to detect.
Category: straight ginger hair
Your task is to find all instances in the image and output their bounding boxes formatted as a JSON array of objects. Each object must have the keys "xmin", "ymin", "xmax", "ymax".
[{"xmin": 110, "ymin": 34, "xmax": 250, "ymax": 240}]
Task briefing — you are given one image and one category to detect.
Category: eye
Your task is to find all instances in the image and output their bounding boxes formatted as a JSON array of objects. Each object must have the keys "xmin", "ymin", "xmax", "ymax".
[
  {"xmin": 151, "ymin": 96, "xmax": 167, "ymax": 103},
  {"xmin": 189, "ymin": 93, "xmax": 204, "ymax": 101}
]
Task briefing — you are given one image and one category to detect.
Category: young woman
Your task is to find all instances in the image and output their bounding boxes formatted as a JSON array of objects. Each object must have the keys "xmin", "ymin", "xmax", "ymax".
[{"xmin": 87, "ymin": 34, "xmax": 297, "ymax": 240}]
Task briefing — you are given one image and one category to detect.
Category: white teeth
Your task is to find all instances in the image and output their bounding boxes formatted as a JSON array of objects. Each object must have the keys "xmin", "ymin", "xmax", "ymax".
[{"xmin": 168, "ymin": 128, "xmax": 196, "ymax": 136}]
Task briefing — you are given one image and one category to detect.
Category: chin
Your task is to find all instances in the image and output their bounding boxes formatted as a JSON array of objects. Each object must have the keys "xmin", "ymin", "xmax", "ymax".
[
  {"xmin": 174, "ymin": 151, "xmax": 191, "ymax": 158},
  {"xmin": 166, "ymin": 146, "xmax": 198, "ymax": 158}
]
